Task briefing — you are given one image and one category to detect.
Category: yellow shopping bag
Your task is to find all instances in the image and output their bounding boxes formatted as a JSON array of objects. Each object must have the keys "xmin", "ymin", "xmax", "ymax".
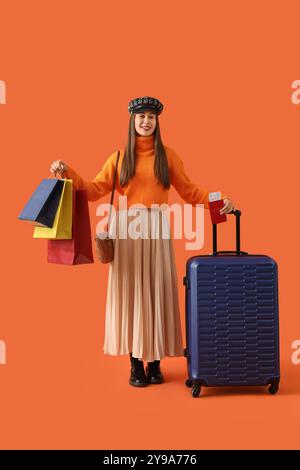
[{"xmin": 33, "ymin": 179, "xmax": 73, "ymax": 239}]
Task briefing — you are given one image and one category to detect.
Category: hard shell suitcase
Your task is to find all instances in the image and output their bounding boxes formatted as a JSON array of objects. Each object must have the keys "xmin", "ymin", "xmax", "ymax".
[{"xmin": 183, "ymin": 209, "xmax": 280, "ymax": 398}]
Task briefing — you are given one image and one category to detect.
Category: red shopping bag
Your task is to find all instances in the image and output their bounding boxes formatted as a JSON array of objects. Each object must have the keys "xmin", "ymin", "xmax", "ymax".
[{"xmin": 47, "ymin": 189, "xmax": 94, "ymax": 265}]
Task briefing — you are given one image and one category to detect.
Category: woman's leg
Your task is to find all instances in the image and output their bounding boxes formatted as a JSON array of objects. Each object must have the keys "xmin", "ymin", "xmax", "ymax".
[
  {"xmin": 129, "ymin": 352, "xmax": 148, "ymax": 387},
  {"xmin": 145, "ymin": 359, "xmax": 164, "ymax": 384}
]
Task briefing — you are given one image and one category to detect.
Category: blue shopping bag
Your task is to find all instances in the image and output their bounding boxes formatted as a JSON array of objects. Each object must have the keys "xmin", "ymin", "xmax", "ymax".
[{"xmin": 18, "ymin": 178, "xmax": 65, "ymax": 228}]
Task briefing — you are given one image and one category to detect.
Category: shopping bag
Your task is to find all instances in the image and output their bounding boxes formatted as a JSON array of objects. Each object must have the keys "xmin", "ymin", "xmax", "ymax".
[
  {"xmin": 18, "ymin": 178, "xmax": 64, "ymax": 227},
  {"xmin": 47, "ymin": 189, "xmax": 94, "ymax": 265},
  {"xmin": 33, "ymin": 179, "xmax": 73, "ymax": 239}
]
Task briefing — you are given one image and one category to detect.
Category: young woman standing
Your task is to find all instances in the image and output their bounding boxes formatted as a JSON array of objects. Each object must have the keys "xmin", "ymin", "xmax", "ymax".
[{"xmin": 50, "ymin": 96, "xmax": 234, "ymax": 388}]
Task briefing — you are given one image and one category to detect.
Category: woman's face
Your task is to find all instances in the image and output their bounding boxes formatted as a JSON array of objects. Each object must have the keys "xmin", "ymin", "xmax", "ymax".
[{"xmin": 135, "ymin": 110, "xmax": 157, "ymax": 136}]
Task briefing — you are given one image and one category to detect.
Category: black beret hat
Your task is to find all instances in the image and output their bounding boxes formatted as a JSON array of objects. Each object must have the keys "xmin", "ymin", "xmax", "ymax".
[{"xmin": 128, "ymin": 96, "xmax": 164, "ymax": 115}]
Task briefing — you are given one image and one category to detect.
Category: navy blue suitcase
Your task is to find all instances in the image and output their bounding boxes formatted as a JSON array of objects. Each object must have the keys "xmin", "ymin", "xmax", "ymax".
[{"xmin": 183, "ymin": 210, "xmax": 280, "ymax": 397}]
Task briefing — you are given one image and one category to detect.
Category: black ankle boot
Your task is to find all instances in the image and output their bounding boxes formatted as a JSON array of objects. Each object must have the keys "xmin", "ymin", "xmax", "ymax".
[
  {"xmin": 145, "ymin": 360, "xmax": 164, "ymax": 384},
  {"xmin": 129, "ymin": 353, "xmax": 148, "ymax": 387}
]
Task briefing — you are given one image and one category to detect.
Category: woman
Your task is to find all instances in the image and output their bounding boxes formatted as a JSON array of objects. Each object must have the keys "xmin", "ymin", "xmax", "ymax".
[{"xmin": 50, "ymin": 96, "xmax": 234, "ymax": 388}]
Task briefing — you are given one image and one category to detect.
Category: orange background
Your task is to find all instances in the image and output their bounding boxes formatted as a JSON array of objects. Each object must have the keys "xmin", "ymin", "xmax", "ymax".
[{"xmin": 1, "ymin": 0, "xmax": 299, "ymax": 450}]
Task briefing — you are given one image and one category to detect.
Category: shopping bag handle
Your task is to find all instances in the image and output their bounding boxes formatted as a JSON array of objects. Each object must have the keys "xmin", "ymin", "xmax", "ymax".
[{"xmin": 49, "ymin": 172, "xmax": 66, "ymax": 179}]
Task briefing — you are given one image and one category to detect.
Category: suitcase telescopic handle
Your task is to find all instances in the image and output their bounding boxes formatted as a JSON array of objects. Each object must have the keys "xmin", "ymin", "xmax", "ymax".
[{"xmin": 212, "ymin": 208, "xmax": 248, "ymax": 256}]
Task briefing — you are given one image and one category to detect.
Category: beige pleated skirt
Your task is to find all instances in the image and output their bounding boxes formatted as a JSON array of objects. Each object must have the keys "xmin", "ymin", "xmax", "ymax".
[{"xmin": 102, "ymin": 207, "xmax": 184, "ymax": 362}]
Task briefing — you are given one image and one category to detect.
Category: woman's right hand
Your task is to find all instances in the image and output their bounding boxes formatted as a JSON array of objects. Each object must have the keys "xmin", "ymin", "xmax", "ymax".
[{"xmin": 50, "ymin": 160, "xmax": 68, "ymax": 177}]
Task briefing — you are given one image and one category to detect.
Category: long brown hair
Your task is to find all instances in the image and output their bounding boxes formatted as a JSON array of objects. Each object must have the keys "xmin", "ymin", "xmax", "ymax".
[{"xmin": 119, "ymin": 113, "xmax": 170, "ymax": 189}]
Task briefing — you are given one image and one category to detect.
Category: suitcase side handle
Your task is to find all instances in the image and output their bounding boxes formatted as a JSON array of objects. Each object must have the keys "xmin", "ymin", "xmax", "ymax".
[{"xmin": 212, "ymin": 209, "xmax": 248, "ymax": 256}]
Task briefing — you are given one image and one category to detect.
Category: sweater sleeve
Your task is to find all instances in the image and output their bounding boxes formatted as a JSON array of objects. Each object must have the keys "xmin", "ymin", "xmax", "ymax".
[
  {"xmin": 168, "ymin": 148, "xmax": 228, "ymax": 209},
  {"xmin": 65, "ymin": 151, "xmax": 118, "ymax": 202}
]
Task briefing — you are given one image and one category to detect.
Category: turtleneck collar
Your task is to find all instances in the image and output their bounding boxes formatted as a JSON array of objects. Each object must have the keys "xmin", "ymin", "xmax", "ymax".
[{"xmin": 135, "ymin": 134, "xmax": 155, "ymax": 152}]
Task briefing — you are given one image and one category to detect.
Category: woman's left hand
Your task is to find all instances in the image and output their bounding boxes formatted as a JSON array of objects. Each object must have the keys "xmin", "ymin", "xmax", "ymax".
[{"xmin": 220, "ymin": 198, "xmax": 235, "ymax": 215}]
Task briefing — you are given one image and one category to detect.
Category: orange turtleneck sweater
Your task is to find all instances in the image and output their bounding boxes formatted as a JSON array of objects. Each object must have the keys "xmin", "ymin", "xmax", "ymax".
[{"xmin": 65, "ymin": 135, "xmax": 228, "ymax": 209}]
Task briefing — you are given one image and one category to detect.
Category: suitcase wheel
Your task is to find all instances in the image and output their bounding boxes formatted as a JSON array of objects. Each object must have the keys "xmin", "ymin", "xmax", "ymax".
[
  {"xmin": 185, "ymin": 379, "xmax": 193, "ymax": 388},
  {"xmin": 268, "ymin": 383, "xmax": 279, "ymax": 395},
  {"xmin": 192, "ymin": 384, "xmax": 201, "ymax": 398}
]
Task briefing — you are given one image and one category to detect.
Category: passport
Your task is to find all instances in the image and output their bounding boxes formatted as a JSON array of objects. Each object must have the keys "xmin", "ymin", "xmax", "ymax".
[{"xmin": 208, "ymin": 192, "xmax": 227, "ymax": 224}]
